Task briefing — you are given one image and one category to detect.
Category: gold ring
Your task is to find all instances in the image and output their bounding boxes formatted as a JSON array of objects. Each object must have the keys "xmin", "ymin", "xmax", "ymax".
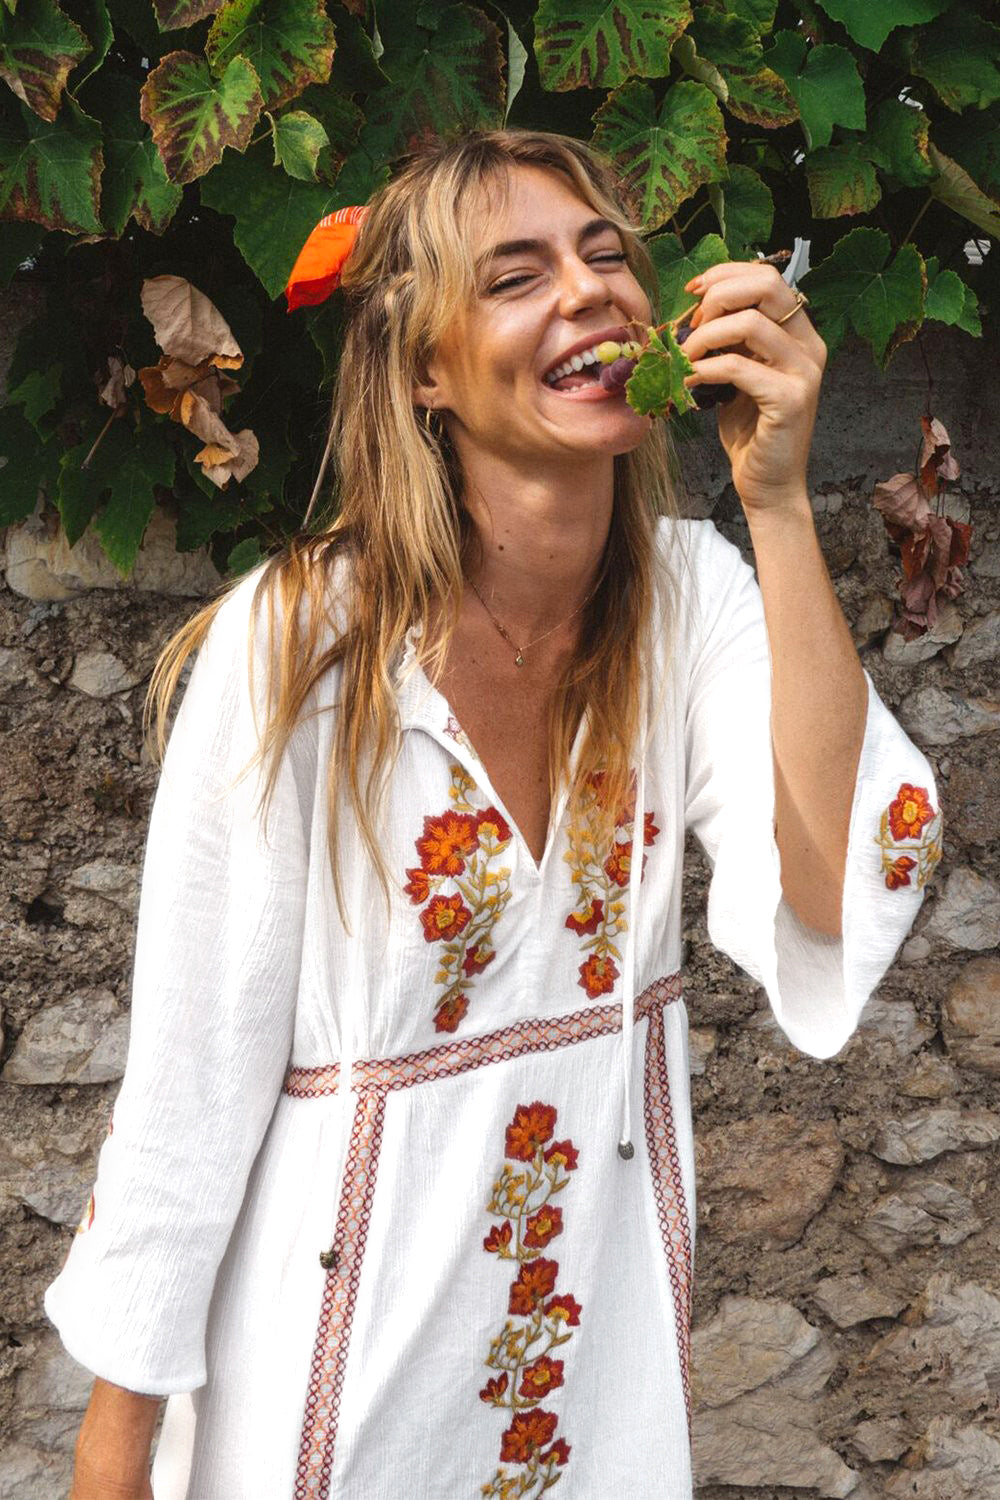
[{"xmin": 775, "ymin": 289, "xmax": 810, "ymax": 326}]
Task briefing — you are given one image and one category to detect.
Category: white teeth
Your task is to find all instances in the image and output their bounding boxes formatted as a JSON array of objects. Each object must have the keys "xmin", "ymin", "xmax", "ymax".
[
  {"xmin": 570, "ymin": 354, "xmax": 584, "ymax": 371},
  {"xmin": 581, "ymin": 349, "xmax": 597, "ymax": 365},
  {"xmin": 544, "ymin": 338, "xmax": 622, "ymax": 384}
]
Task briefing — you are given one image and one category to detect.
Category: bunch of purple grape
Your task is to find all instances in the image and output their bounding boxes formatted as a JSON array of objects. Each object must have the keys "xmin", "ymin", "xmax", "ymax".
[
  {"xmin": 597, "ymin": 340, "xmax": 641, "ymax": 392},
  {"xmin": 676, "ymin": 324, "xmax": 738, "ymax": 408}
]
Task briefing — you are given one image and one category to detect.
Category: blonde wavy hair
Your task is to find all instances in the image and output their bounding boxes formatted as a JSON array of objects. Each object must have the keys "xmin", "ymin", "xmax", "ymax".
[{"xmin": 145, "ymin": 127, "xmax": 682, "ymax": 919}]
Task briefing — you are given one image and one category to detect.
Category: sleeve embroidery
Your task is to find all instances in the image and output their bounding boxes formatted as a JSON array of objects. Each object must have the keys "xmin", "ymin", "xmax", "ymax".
[{"xmin": 875, "ymin": 782, "xmax": 943, "ymax": 891}]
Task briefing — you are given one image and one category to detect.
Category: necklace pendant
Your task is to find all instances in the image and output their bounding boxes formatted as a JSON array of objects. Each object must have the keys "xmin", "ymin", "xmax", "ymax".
[{"xmin": 514, "ymin": 650, "xmax": 525, "ymax": 668}]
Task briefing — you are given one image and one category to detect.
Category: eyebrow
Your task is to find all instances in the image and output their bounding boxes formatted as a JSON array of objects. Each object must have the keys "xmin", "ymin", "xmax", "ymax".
[{"xmin": 476, "ymin": 218, "xmax": 622, "ymax": 274}]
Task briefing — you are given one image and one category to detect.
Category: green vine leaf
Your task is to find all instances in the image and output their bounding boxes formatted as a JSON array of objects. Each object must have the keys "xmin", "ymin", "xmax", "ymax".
[
  {"xmin": 206, "ymin": 0, "xmax": 336, "ymax": 113},
  {"xmin": 151, "ymin": 0, "xmax": 224, "ymax": 33},
  {"xmin": 140, "ymin": 49, "xmax": 263, "ymax": 185},
  {"xmin": 765, "ymin": 32, "xmax": 864, "ymax": 151},
  {"xmin": 711, "ymin": 164, "xmax": 773, "ymax": 260},
  {"xmin": 0, "ymin": 93, "xmax": 103, "ymax": 231},
  {"xmin": 57, "ymin": 417, "xmax": 176, "ymax": 570},
  {"xmin": 866, "ymin": 96, "xmax": 934, "ymax": 188},
  {"xmin": 671, "ymin": 33, "xmax": 728, "ymax": 106},
  {"xmin": 813, "ymin": 0, "xmax": 949, "ymax": 53},
  {"xmin": 715, "ymin": 0, "xmax": 776, "ymax": 35},
  {"xmin": 286, "ymin": 81, "xmax": 362, "ymax": 182},
  {"xmin": 646, "ymin": 229, "xmax": 728, "ymax": 322},
  {"xmin": 799, "ymin": 226, "xmax": 925, "ymax": 366},
  {"xmin": 805, "ymin": 138, "xmax": 880, "ymax": 218},
  {"xmin": 927, "ymin": 142, "xmax": 1000, "ymax": 238},
  {"xmin": 6, "ymin": 361, "xmax": 62, "ymax": 433},
  {"xmin": 687, "ymin": 9, "xmax": 758, "ymax": 70},
  {"xmin": 533, "ymin": 0, "xmax": 690, "ymax": 91},
  {"xmin": 91, "ymin": 71, "xmax": 183, "ymax": 234},
  {"xmin": 591, "ymin": 79, "xmax": 727, "ymax": 232},
  {"xmin": 65, "ymin": 0, "xmax": 114, "ymax": 91},
  {"xmin": 0, "ymin": 0, "xmax": 89, "ymax": 121},
  {"xmin": 0, "ymin": 403, "xmax": 61, "ymax": 525},
  {"xmin": 909, "ymin": 9, "xmax": 1000, "ymax": 113},
  {"xmin": 270, "ymin": 107, "xmax": 328, "ymax": 180},
  {"xmin": 924, "ymin": 255, "xmax": 981, "ymax": 338},
  {"xmin": 723, "ymin": 63, "xmax": 797, "ymax": 128},
  {"xmin": 625, "ymin": 321, "xmax": 698, "ymax": 420}
]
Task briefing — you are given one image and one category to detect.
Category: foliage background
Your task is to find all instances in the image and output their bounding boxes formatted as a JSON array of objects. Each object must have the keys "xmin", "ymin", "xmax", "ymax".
[{"xmin": 0, "ymin": 0, "xmax": 998, "ymax": 577}]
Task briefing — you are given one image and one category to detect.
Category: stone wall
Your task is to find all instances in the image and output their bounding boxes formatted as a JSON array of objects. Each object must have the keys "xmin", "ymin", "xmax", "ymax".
[{"xmin": 1, "ymin": 318, "xmax": 999, "ymax": 1498}]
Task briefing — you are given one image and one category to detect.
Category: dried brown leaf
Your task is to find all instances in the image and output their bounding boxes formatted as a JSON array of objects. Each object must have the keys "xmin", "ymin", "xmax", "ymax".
[
  {"xmin": 872, "ymin": 472, "xmax": 929, "ymax": 530},
  {"xmin": 98, "ymin": 356, "xmax": 136, "ymax": 412},
  {"xmin": 140, "ymin": 275, "xmax": 243, "ymax": 368},
  {"xmin": 138, "ymin": 361, "xmax": 183, "ymax": 417},
  {"xmin": 178, "ymin": 388, "xmax": 239, "ymax": 447},
  {"xmin": 919, "ymin": 414, "xmax": 960, "ymax": 496},
  {"xmin": 161, "ymin": 356, "xmax": 215, "ymax": 391},
  {"xmin": 195, "ymin": 441, "xmax": 238, "ymax": 465},
  {"xmin": 197, "ymin": 428, "xmax": 259, "ymax": 488}
]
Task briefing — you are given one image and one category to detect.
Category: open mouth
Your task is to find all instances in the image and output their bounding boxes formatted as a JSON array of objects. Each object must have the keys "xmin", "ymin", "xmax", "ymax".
[{"xmin": 542, "ymin": 334, "xmax": 643, "ymax": 395}]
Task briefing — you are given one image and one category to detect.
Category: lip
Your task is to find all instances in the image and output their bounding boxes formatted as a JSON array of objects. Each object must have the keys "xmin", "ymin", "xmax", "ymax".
[{"xmin": 541, "ymin": 324, "xmax": 632, "ymax": 382}]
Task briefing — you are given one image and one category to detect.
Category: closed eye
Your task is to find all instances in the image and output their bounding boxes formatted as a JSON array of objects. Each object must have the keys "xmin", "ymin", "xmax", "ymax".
[{"xmin": 487, "ymin": 252, "xmax": 628, "ymax": 294}]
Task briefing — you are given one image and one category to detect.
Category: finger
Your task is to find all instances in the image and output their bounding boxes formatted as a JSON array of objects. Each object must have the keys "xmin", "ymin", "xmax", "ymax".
[
  {"xmin": 683, "ymin": 349, "xmax": 815, "ymax": 415},
  {"xmin": 681, "ymin": 307, "xmax": 819, "ymax": 381},
  {"xmin": 687, "ymin": 266, "xmax": 825, "ymax": 369}
]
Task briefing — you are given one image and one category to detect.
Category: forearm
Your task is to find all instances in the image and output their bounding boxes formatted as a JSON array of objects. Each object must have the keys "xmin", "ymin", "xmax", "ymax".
[
  {"xmin": 746, "ymin": 497, "xmax": 868, "ymax": 937},
  {"xmin": 71, "ymin": 1377, "xmax": 161, "ymax": 1499}
]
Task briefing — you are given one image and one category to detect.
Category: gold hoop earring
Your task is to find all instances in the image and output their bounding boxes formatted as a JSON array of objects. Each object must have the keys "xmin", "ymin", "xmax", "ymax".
[{"xmin": 422, "ymin": 406, "xmax": 443, "ymax": 441}]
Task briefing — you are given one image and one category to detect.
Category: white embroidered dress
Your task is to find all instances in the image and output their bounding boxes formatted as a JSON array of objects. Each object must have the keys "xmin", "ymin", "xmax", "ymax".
[{"xmin": 46, "ymin": 517, "xmax": 941, "ymax": 1499}]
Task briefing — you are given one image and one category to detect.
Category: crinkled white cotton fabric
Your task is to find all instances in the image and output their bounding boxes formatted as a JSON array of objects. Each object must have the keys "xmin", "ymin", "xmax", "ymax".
[{"xmin": 45, "ymin": 518, "xmax": 939, "ymax": 1499}]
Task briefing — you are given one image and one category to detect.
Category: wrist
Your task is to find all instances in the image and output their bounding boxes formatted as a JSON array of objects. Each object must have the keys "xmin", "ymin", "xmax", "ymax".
[{"xmin": 743, "ymin": 492, "xmax": 815, "ymax": 538}]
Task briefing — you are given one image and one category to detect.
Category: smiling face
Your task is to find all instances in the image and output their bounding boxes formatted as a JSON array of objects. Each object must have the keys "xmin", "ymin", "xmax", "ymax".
[{"xmin": 413, "ymin": 164, "xmax": 654, "ymax": 484}]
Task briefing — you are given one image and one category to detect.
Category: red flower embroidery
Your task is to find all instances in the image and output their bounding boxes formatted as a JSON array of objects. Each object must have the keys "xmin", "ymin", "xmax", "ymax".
[
  {"xmin": 604, "ymin": 840, "xmax": 632, "ymax": 888},
  {"xmin": 888, "ymin": 784, "xmax": 935, "ymax": 841},
  {"xmin": 500, "ymin": 1409, "xmax": 559, "ymax": 1464},
  {"xmin": 420, "ymin": 892, "xmax": 471, "ymax": 942},
  {"xmin": 483, "ymin": 1222, "xmax": 512, "ymax": 1255},
  {"xmin": 403, "ymin": 867, "xmax": 430, "ymax": 904},
  {"xmin": 578, "ymin": 953, "xmax": 619, "ymax": 998},
  {"xmin": 477, "ymin": 806, "xmax": 512, "ymax": 843},
  {"xmin": 545, "ymin": 1294, "xmax": 582, "ymax": 1327},
  {"xmin": 505, "ymin": 1102, "xmax": 558, "ymax": 1161},
  {"xmin": 886, "ymin": 855, "xmax": 917, "ymax": 890},
  {"xmin": 416, "ymin": 811, "xmax": 479, "ymax": 875},
  {"xmin": 545, "ymin": 1439, "xmax": 571, "ymax": 1466},
  {"xmin": 509, "ymin": 1258, "xmax": 559, "ymax": 1316},
  {"xmin": 479, "ymin": 1373, "xmax": 509, "ymax": 1405},
  {"xmin": 565, "ymin": 897, "xmax": 604, "ymax": 936},
  {"xmin": 544, "ymin": 1140, "xmax": 579, "ymax": 1172},
  {"xmin": 642, "ymin": 811, "xmax": 660, "ymax": 847},
  {"xmin": 523, "ymin": 1205, "xmax": 563, "ymax": 1249},
  {"xmin": 462, "ymin": 942, "xmax": 495, "ymax": 977},
  {"xmin": 519, "ymin": 1356, "xmax": 564, "ymax": 1399},
  {"xmin": 434, "ymin": 993, "xmax": 469, "ymax": 1033}
]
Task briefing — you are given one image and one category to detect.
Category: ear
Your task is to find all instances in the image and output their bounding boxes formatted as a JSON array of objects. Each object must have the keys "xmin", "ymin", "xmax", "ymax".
[{"xmin": 411, "ymin": 357, "xmax": 448, "ymax": 413}]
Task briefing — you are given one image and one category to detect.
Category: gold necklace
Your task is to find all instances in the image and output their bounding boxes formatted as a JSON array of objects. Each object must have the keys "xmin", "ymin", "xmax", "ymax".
[{"xmin": 465, "ymin": 574, "xmax": 598, "ymax": 668}]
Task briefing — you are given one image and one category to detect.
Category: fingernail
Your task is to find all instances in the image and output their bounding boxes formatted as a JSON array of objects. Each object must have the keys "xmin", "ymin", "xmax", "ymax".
[
  {"xmin": 683, "ymin": 374, "xmax": 700, "ymax": 388},
  {"xmin": 684, "ymin": 277, "xmax": 704, "ymax": 292},
  {"xmin": 689, "ymin": 307, "xmax": 702, "ymax": 329}
]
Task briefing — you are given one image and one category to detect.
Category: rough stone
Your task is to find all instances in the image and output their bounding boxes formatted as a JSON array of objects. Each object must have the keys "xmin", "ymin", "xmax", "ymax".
[
  {"xmin": 688, "ymin": 1026, "xmax": 716, "ymax": 1076},
  {"xmin": 4, "ymin": 505, "xmax": 221, "ymax": 600},
  {"xmin": 951, "ymin": 608, "xmax": 1000, "ymax": 667},
  {"xmin": 898, "ymin": 685, "xmax": 1000, "ymax": 746},
  {"xmin": 62, "ymin": 859, "xmax": 140, "ymax": 922},
  {"xmin": 695, "ymin": 1115, "xmax": 842, "ymax": 1248},
  {"xmin": 871, "ymin": 1107, "xmax": 1000, "ymax": 1164},
  {"xmin": 946, "ymin": 761, "xmax": 1000, "ymax": 847},
  {"xmin": 943, "ymin": 958, "xmax": 1000, "ymax": 1074},
  {"xmin": 68, "ymin": 649, "xmax": 145, "ymax": 698},
  {"xmin": 900, "ymin": 934, "xmax": 932, "ymax": 964},
  {"xmin": 852, "ymin": 594, "xmax": 894, "ymax": 649},
  {"xmin": 884, "ymin": 1417, "xmax": 1000, "ymax": 1498},
  {"xmin": 883, "ymin": 603, "xmax": 963, "ymax": 664},
  {"xmin": 692, "ymin": 1296, "xmax": 831, "ymax": 1409},
  {"xmin": 858, "ymin": 1180, "xmax": 982, "ymax": 1257},
  {"xmin": 850, "ymin": 1419, "xmax": 911, "ymax": 1463},
  {"xmin": 864, "ymin": 1274, "xmax": 1000, "ymax": 1410},
  {"xmin": 16, "ymin": 1330, "xmax": 92, "ymax": 1412},
  {"xmin": 693, "ymin": 1387, "xmax": 861, "ymax": 1497},
  {"xmin": 2, "ymin": 990, "xmax": 128, "ymax": 1084},
  {"xmin": 0, "ymin": 1442, "xmax": 73, "ymax": 1500},
  {"xmin": 899, "ymin": 1054, "xmax": 959, "ymax": 1099},
  {"xmin": 811, "ymin": 1274, "xmax": 908, "ymax": 1329},
  {"xmin": 924, "ymin": 867, "xmax": 1000, "ymax": 950},
  {"xmin": 974, "ymin": 540, "xmax": 1000, "ymax": 577},
  {"xmin": 854, "ymin": 996, "xmax": 934, "ymax": 1056},
  {"xmin": 20, "ymin": 1159, "xmax": 94, "ymax": 1226},
  {"xmin": 0, "ymin": 646, "xmax": 34, "ymax": 697}
]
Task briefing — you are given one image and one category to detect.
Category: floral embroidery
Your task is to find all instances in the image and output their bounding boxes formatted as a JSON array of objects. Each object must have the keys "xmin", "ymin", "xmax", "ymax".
[
  {"xmin": 405, "ymin": 765, "xmax": 514, "ymax": 1033},
  {"xmin": 563, "ymin": 772, "xmax": 660, "ymax": 998},
  {"xmin": 480, "ymin": 1101, "xmax": 580, "ymax": 1497},
  {"xmin": 875, "ymin": 782, "xmax": 942, "ymax": 890}
]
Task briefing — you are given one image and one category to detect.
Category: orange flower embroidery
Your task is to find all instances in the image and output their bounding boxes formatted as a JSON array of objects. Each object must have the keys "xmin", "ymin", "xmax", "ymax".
[
  {"xmin": 406, "ymin": 765, "xmax": 514, "ymax": 1033},
  {"xmin": 564, "ymin": 770, "xmax": 660, "ymax": 997},
  {"xmin": 875, "ymin": 783, "xmax": 942, "ymax": 892},
  {"xmin": 481, "ymin": 1103, "xmax": 581, "ymax": 1496}
]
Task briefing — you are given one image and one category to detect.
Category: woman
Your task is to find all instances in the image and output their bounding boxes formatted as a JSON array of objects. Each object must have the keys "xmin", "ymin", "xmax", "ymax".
[{"xmin": 49, "ymin": 129, "xmax": 941, "ymax": 1498}]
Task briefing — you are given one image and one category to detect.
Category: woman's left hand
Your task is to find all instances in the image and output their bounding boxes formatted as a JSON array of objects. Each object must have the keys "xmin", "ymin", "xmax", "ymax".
[{"xmin": 681, "ymin": 261, "xmax": 827, "ymax": 518}]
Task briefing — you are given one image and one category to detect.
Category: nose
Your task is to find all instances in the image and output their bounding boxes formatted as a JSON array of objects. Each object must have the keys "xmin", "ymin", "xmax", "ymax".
[{"xmin": 556, "ymin": 252, "xmax": 614, "ymax": 318}]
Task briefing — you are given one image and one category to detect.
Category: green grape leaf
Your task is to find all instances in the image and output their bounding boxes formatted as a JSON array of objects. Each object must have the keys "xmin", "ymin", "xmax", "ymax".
[
  {"xmin": 206, "ymin": 0, "xmax": 335, "ymax": 112},
  {"xmin": 0, "ymin": 94, "xmax": 103, "ymax": 231},
  {"xmin": 625, "ymin": 321, "xmax": 698, "ymax": 420},
  {"xmin": 0, "ymin": 218, "xmax": 43, "ymax": 283},
  {"xmin": 646, "ymin": 229, "xmax": 728, "ymax": 322},
  {"xmin": 200, "ymin": 139, "xmax": 340, "ymax": 297},
  {"xmin": 533, "ymin": 0, "xmax": 690, "ymax": 91},
  {"xmin": 723, "ymin": 64, "xmax": 797, "ymax": 128},
  {"xmin": 91, "ymin": 71, "xmax": 183, "ymax": 235},
  {"xmin": 813, "ymin": 0, "xmax": 949, "ymax": 53},
  {"xmin": 0, "ymin": 403, "xmax": 60, "ymax": 525},
  {"xmin": 688, "ymin": 9, "xmax": 758, "ymax": 69},
  {"xmin": 6, "ymin": 361, "xmax": 61, "ymax": 433},
  {"xmin": 924, "ymin": 255, "xmax": 981, "ymax": 337},
  {"xmin": 291, "ymin": 81, "xmax": 362, "ymax": 181},
  {"xmin": 710, "ymin": 163, "xmax": 773, "ymax": 259},
  {"xmin": 591, "ymin": 79, "xmax": 727, "ymax": 232},
  {"xmin": 671, "ymin": 33, "xmax": 727, "ymax": 106},
  {"xmin": 270, "ymin": 107, "xmax": 328, "ymax": 180},
  {"xmin": 798, "ymin": 227, "xmax": 925, "ymax": 366},
  {"xmin": 140, "ymin": 49, "xmax": 263, "ymax": 185},
  {"xmin": 328, "ymin": 3, "xmax": 387, "ymax": 96},
  {"xmin": 504, "ymin": 13, "xmax": 527, "ymax": 124},
  {"xmin": 0, "ymin": 0, "xmax": 89, "ymax": 121},
  {"xmin": 765, "ymin": 32, "xmax": 864, "ymax": 150},
  {"xmin": 718, "ymin": 0, "xmax": 776, "ymax": 35},
  {"xmin": 927, "ymin": 142, "xmax": 1000, "ymax": 238},
  {"xmin": 805, "ymin": 139, "xmax": 880, "ymax": 218},
  {"xmin": 226, "ymin": 535, "xmax": 265, "ymax": 574},
  {"xmin": 361, "ymin": 4, "xmax": 503, "ymax": 161},
  {"xmin": 909, "ymin": 10, "xmax": 1000, "ymax": 113},
  {"xmin": 932, "ymin": 105, "xmax": 1000, "ymax": 198},
  {"xmin": 151, "ymin": 0, "xmax": 224, "ymax": 32},
  {"xmin": 865, "ymin": 96, "xmax": 934, "ymax": 188},
  {"xmin": 57, "ymin": 417, "xmax": 176, "ymax": 571},
  {"xmin": 66, "ymin": 0, "xmax": 113, "ymax": 88}
]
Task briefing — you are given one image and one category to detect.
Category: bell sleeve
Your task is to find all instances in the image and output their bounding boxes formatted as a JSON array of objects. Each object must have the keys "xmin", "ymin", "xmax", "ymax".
[
  {"xmin": 677, "ymin": 518, "xmax": 942, "ymax": 1060},
  {"xmin": 44, "ymin": 566, "xmax": 312, "ymax": 1395}
]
